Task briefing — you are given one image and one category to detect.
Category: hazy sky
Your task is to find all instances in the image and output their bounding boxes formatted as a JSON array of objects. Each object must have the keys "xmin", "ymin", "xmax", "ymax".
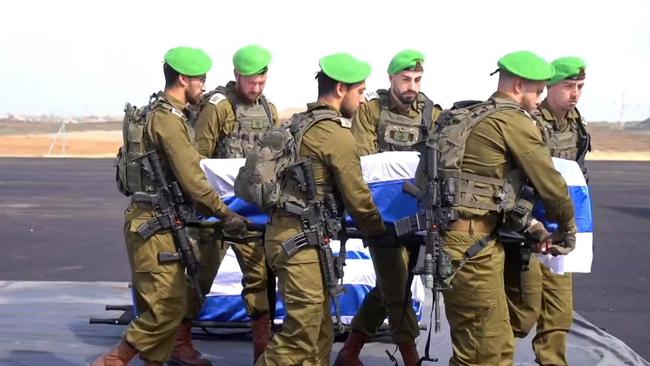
[{"xmin": 1, "ymin": 0, "xmax": 649, "ymax": 122}]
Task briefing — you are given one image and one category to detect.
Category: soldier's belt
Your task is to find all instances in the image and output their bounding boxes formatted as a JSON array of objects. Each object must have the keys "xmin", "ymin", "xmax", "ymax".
[{"xmin": 449, "ymin": 216, "xmax": 497, "ymax": 233}]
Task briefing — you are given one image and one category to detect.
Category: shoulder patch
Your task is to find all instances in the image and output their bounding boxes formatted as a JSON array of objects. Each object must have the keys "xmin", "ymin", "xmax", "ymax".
[
  {"xmin": 208, "ymin": 92, "xmax": 227, "ymax": 106},
  {"xmin": 170, "ymin": 107, "xmax": 184, "ymax": 119},
  {"xmin": 364, "ymin": 90, "xmax": 379, "ymax": 101},
  {"xmin": 337, "ymin": 117, "xmax": 352, "ymax": 129}
]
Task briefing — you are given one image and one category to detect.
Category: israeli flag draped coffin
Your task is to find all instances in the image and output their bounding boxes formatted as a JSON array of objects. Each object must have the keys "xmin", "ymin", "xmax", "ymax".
[
  {"xmin": 197, "ymin": 152, "xmax": 593, "ymax": 323},
  {"xmin": 198, "ymin": 151, "xmax": 424, "ymax": 324},
  {"xmin": 534, "ymin": 158, "xmax": 594, "ymax": 274}
]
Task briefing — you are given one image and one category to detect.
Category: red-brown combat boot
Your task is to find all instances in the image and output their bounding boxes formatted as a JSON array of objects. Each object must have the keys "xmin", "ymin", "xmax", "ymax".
[
  {"xmin": 91, "ymin": 339, "xmax": 138, "ymax": 366},
  {"xmin": 170, "ymin": 320, "xmax": 212, "ymax": 366},
  {"xmin": 251, "ymin": 313, "xmax": 272, "ymax": 362},
  {"xmin": 333, "ymin": 330, "xmax": 368, "ymax": 366},
  {"xmin": 398, "ymin": 340, "xmax": 420, "ymax": 366}
]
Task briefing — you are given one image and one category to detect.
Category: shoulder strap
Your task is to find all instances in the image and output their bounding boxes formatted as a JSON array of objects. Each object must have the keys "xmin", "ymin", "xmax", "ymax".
[
  {"xmin": 206, "ymin": 85, "xmax": 228, "ymax": 106},
  {"xmin": 259, "ymin": 94, "xmax": 274, "ymax": 123},
  {"xmin": 376, "ymin": 89, "xmax": 391, "ymax": 110}
]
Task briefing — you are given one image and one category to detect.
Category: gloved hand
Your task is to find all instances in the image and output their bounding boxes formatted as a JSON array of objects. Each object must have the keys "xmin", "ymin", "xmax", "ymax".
[
  {"xmin": 221, "ymin": 211, "xmax": 250, "ymax": 239},
  {"xmin": 547, "ymin": 228, "xmax": 577, "ymax": 256},
  {"xmin": 524, "ymin": 218, "xmax": 551, "ymax": 253}
]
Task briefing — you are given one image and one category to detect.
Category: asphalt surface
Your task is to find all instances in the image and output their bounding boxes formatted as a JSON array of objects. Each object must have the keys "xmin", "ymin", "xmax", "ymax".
[{"xmin": 1, "ymin": 158, "xmax": 649, "ymax": 360}]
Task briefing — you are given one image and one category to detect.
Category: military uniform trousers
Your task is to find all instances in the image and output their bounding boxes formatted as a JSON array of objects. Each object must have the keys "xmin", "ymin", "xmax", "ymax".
[
  {"xmin": 443, "ymin": 226, "xmax": 515, "ymax": 366},
  {"xmin": 256, "ymin": 214, "xmax": 333, "ymax": 366},
  {"xmin": 123, "ymin": 205, "xmax": 187, "ymax": 363},
  {"xmin": 186, "ymin": 226, "xmax": 271, "ymax": 320},
  {"xmin": 504, "ymin": 253, "xmax": 573, "ymax": 366},
  {"xmin": 350, "ymin": 242, "xmax": 420, "ymax": 344}
]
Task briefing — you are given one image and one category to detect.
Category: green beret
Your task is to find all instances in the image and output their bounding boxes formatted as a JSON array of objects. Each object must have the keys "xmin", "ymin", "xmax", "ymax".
[
  {"xmin": 164, "ymin": 47, "xmax": 212, "ymax": 76},
  {"xmin": 387, "ymin": 49, "xmax": 425, "ymax": 75},
  {"xmin": 319, "ymin": 53, "xmax": 372, "ymax": 84},
  {"xmin": 233, "ymin": 44, "xmax": 272, "ymax": 76},
  {"xmin": 496, "ymin": 50, "xmax": 554, "ymax": 81},
  {"xmin": 548, "ymin": 56, "xmax": 587, "ymax": 85}
]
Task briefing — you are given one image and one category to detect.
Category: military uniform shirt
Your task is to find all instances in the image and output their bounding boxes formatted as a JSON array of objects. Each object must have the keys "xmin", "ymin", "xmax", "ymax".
[{"xmin": 145, "ymin": 93, "xmax": 231, "ymax": 218}]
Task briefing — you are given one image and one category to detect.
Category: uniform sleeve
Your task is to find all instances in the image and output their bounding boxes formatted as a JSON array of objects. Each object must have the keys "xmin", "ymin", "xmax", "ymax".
[
  {"xmin": 194, "ymin": 102, "xmax": 230, "ymax": 158},
  {"xmin": 269, "ymin": 102, "xmax": 281, "ymax": 127},
  {"xmin": 502, "ymin": 112, "xmax": 576, "ymax": 230},
  {"xmin": 149, "ymin": 111, "xmax": 232, "ymax": 219},
  {"xmin": 351, "ymin": 102, "xmax": 380, "ymax": 156},
  {"xmin": 322, "ymin": 124, "xmax": 385, "ymax": 236}
]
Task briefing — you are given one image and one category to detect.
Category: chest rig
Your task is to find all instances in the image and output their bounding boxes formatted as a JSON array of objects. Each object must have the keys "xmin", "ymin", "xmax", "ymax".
[
  {"xmin": 369, "ymin": 89, "xmax": 434, "ymax": 152},
  {"xmin": 204, "ymin": 82, "xmax": 274, "ymax": 158},
  {"xmin": 536, "ymin": 107, "xmax": 589, "ymax": 161}
]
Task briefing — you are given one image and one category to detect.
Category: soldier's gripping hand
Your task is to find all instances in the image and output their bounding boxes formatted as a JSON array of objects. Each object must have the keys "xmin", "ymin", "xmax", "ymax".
[
  {"xmin": 221, "ymin": 210, "xmax": 251, "ymax": 238},
  {"xmin": 547, "ymin": 225, "xmax": 577, "ymax": 256},
  {"xmin": 524, "ymin": 218, "xmax": 551, "ymax": 253}
]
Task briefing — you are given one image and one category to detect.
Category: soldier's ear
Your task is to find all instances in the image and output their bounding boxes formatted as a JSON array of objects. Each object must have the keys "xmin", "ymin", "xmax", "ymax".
[
  {"xmin": 178, "ymin": 75, "xmax": 191, "ymax": 88},
  {"xmin": 335, "ymin": 82, "xmax": 346, "ymax": 98}
]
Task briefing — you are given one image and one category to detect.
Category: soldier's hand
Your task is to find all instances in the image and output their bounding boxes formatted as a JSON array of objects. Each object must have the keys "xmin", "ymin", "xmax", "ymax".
[
  {"xmin": 221, "ymin": 211, "xmax": 250, "ymax": 238},
  {"xmin": 547, "ymin": 229, "xmax": 577, "ymax": 256},
  {"xmin": 524, "ymin": 219, "xmax": 550, "ymax": 253}
]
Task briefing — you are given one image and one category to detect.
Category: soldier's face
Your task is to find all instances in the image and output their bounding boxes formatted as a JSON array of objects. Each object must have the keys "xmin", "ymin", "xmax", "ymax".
[
  {"xmin": 519, "ymin": 80, "xmax": 546, "ymax": 113},
  {"xmin": 340, "ymin": 82, "xmax": 367, "ymax": 119},
  {"xmin": 389, "ymin": 70, "xmax": 422, "ymax": 105},
  {"xmin": 547, "ymin": 79, "xmax": 585, "ymax": 112},
  {"xmin": 184, "ymin": 75, "xmax": 207, "ymax": 106},
  {"xmin": 236, "ymin": 72, "xmax": 267, "ymax": 103}
]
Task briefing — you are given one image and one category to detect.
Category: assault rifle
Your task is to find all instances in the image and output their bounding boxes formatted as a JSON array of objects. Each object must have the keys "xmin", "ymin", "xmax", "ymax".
[
  {"xmin": 395, "ymin": 137, "xmax": 457, "ymax": 332},
  {"xmin": 132, "ymin": 150, "xmax": 204, "ymax": 306},
  {"xmin": 282, "ymin": 160, "xmax": 347, "ymax": 334}
]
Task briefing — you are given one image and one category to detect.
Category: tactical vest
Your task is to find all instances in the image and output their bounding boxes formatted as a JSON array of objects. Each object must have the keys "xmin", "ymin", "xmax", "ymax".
[
  {"xmin": 202, "ymin": 82, "xmax": 274, "ymax": 158},
  {"xmin": 368, "ymin": 89, "xmax": 434, "ymax": 151},
  {"xmin": 430, "ymin": 98, "xmax": 529, "ymax": 217},
  {"xmin": 116, "ymin": 92, "xmax": 185, "ymax": 196},
  {"xmin": 537, "ymin": 107, "xmax": 589, "ymax": 162},
  {"xmin": 234, "ymin": 107, "xmax": 341, "ymax": 211}
]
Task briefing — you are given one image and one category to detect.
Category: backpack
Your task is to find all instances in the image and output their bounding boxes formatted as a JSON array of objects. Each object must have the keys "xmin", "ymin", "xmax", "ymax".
[
  {"xmin": 234, "ymin": 107, "xmax": 339, "ymax": 210},
  {"xmin": 115, "ymin": 92, "xmax": 176, "ymax": 196},
  {"xmin": 420, "ymin": 98, "xmax": 527, "ymax": 215}
]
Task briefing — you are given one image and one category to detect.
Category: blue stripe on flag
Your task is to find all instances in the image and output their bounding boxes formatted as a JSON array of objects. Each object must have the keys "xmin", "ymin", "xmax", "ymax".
[{"xmin": 533, "ymin": 185, "xmax": 593, "ymax": 233}]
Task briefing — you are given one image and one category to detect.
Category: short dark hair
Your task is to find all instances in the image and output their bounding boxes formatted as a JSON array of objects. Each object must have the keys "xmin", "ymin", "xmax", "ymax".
[
  {"xmin": 164, "ymin": 63, "xmax": 181, "ymax": 88},
  {"xmin": 315, "ymin": 71, "xmax": 361, "ymax": 98}
]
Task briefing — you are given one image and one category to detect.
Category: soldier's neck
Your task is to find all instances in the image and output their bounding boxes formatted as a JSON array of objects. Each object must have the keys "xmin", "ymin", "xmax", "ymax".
[
  {"xmin": 389, "ymin": 89, "xmax": 410, "ymax": 113},
  {"xmin": 164, "ymin": 87, "xmax": 187, "ymax": 106},
  {"xmin": 317, "ymin": 96, "xmax": 341, "ymax": 113},
  {"xmin": 546, "ymin": 99, "xmax": 569, "ymax": 124}
]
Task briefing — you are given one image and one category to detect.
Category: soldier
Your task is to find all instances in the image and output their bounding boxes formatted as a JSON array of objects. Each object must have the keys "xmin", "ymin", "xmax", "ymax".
[
  {"xmin": 335, "ymin": 49, "xmax": 442, "ymax": 366},
  {"xmin": 430, "ymin": 51, "xmax": 577, "ymax": 365},
  {"xmin": 255, "ymin": 53, "xmax": 390, "ymax": 366},
  {"xmin": 91, "ymin": 47, "xmax": 249, "ymax": 366},
  {"xmin": 185, "ymin": 44, "xmax": 279, "ymax": 364},
  {"xmin": 504, "ymin": 56, "xmax": 589, "ymax": 366}
]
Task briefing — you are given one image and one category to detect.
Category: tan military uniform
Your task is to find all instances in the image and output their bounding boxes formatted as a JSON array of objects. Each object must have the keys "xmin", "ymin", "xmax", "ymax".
[
  {"xmin": 350, "ymin": 90, "xmax": 442, "ymax": 344},
  {"xmin": 257, "ymin": 102, "xmax": 386, "ymax": 366},
  {"xmin": 504, "ymin": 99, "xmax": 584, "ymax": 366},
  {"xmin": 442, "ymin": 92, "xmax": 575, "ymax": 366},
  {"xmin": 124, "ymin": 92, "xmax": 232, "ymax": 362},
  {"xmin": 187, "ymin": 82, "xmax": 280, "ymax": 321}
]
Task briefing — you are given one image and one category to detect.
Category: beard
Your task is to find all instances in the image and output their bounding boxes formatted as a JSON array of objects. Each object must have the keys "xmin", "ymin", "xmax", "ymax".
[
  {"xmin": 396, "ymin": 91, "xmax": 417, "ymax": 105},
  {"xmin": 340, "ymin": 103, "xmax": 356, "ymax": 119},
  {"xmin": 186, "ymin": 90, "xmax": 202, "ymax": 106}
]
